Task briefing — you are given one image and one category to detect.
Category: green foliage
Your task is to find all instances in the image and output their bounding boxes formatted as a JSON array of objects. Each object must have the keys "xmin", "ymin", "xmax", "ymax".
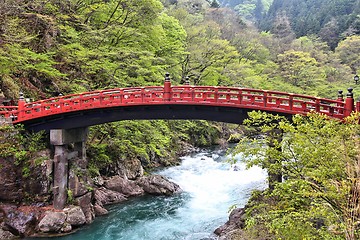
[
  {"xmin": 0, "ymin": 125, "xmax": 46, "ymax": 178},
  {"xmin": 86, "ymin": 119, "xmax": 221, "ymax": 175},
  {"xmin": 234, "ymin": 112, "xmax": 360, "ymax": 239},
  {"xmin": 67, "ymin": 189, "xmax": 74, "ymax": 204}
]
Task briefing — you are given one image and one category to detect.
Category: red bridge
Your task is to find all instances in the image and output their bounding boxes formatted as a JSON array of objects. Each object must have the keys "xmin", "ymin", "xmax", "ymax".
[
  {"xmin": 0, "ymin": 74, "xmax": 358, "ymax": 131},
  {"xmin": 2, "ymin": 74, "xmax": 359, "ymax": 210}
]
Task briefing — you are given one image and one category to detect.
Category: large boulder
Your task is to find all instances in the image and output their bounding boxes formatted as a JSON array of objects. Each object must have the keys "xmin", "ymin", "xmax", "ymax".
[
  {"xmin": 105, "ymin": 158, "xmax": 144, "ymax": 179},
  {"xmin": 93, "ymin": 204, "xmax": 108, "ymax": 216},
  {"xmin": 94, "ymin": 187, "xmax": 127, "ymax": 206},
  {"xmin": 64, "ymin": 206, "xmax": 86, "ymax": 226},
  {"xmin": 104, "ymin": 176, "xmax": 144, "ymax": 197},
  {"xmin": 37, "ymin": 211, "xmax": 66, "ymax": 233},
  {"xmin": 136, "ymin": 175, "xmax": 181, "ymax": 196},
  {"xmin": 214, "ymin": 208, "xmax": 246, "ymax": 236},
  {"xmin": 75, "ymin": 192, "xmax": 94, "ymax": 224},
  {"xmin": 93, "ymin": 187, "xmax": 127, "ymax": 216},
  {"xmin": 3, "ymin": 210, "xmax": 37, "ymax": 237},
  {"xmin": 123, "ymin": 159, "xmax": 144, "ymax": 180}
]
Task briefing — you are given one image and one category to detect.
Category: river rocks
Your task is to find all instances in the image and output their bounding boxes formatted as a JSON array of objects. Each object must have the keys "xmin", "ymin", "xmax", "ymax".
[
  {"xmin": 64, "ymin": 206, "xmax": 86, "ymax": 226},
  {"xmin": 105, "ymin": 158, "xmax": 144, "ymax": 179},
  {"xmin": 123, "ymin": 159, "xmax": 144, "ymax": 180},
  {"xmin": 4, "ymin": 210, "xmax": 37, "ymax": 237},
  {"xmin": 214, "ymin": 208, "xmax": 246, "ymax": 237},
  {"xmin": 93, "ymin": 187, "xmax": 127, "ymax": 216},
  {"xmin": 0, "ymin": 227, "xmax": 17, "ymax": 239},
  {"xmin": 94, "ymin": 187, "xmax": 127, "ymax": 206},
  {"xmin": 37, "ymin": 211, "xmax": 66, "ymax": 233},
  {"xmin": 104, "ymin": 176, "xmax": 144, "ymax": 197},
  {"xmin": 93, "ymin": 204, "xmax": 108, "ymax": 216},
  {"xmin": 136, "ymin": 175, "xmax": 181, "ymax": 196},
  {"xmin": 75, "ymin": 192, "xmax": 94, "ymax": 224},
  {"xmin": 93, "ymin": 187, "xmax": 128, "ymax": 216},
  {"xmin": 61, "ymin": 222, "xmax": 72, "ymax": 233}
]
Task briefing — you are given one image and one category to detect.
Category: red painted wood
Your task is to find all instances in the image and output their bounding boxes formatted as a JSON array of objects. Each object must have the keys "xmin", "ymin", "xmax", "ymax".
[{"xmin": 0, "ymin": 85, "xmax": 349, "ymax": 124}]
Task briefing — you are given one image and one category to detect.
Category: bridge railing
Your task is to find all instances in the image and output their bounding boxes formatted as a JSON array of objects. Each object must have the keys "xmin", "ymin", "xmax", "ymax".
[
  {"xmin": 171, "ymin": 86, "xmax": 345, "ymax": 118},
  {"xmin": 2, "ymin": 84, "xmax": 349, "ymax": 123},
  {"xmin": 0, "ymin": 106, "xmax": 18, "ymax": 119}
]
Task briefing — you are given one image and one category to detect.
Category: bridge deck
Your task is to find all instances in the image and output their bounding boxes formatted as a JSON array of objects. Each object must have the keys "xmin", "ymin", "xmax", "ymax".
[{"xmin": 0, "ymin": 83, "xmax": 355, "ymax": 131}]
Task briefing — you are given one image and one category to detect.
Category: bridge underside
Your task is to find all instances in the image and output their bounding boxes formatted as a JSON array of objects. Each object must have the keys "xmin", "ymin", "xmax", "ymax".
[{"xmin": 21, "ymin": 104, "xmax": 293, "ymax": 131}]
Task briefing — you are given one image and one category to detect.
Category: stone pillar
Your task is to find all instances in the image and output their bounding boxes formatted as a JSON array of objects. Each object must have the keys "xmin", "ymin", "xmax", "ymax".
[
  {"xmin": 74, "ymin": 141, "xmax": 86, "ymax": 161},
  {"xmin": 50, "ymin": 127, "xmax": 88, "ymax": 209},
  {"xmin": 53, "ymin": 145, "xmax": 68, "ymax": 210}
]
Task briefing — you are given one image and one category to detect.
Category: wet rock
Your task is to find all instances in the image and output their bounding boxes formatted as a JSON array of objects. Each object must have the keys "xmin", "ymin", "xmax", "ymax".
[
  {"xmin": 75, "ymin": 192, "xmax": 94, "ymax": 224},
  {"xmin": 104, "ymin": 176, "xmax": 144, "ymax": 197},
  {"xmin": 93, "ymin": 204, "xmax": 108, "ymax": 216},
  {"xmin": 214, "ymin": 208, "xmax": 246, "ymax": 237},
  {"xmin": 38, "ymin": 211, "xmax": 66, "ymax": 233},
  {"xmin": 64, "ymin": 206, "xmax": 86, "ymax": 226},
  {"xmin": 136, "ymin": 175, "xmax": 181, "ymax": 196},
  {"xmin": 94, "ymin": 187, "xmax": 127, "ymax": 206}
]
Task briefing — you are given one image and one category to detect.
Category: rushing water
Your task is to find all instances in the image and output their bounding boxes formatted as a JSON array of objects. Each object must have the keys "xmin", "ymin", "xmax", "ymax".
[{"xmin": 34, "ymin": 148, "xmax": 267, "ymax": 240}]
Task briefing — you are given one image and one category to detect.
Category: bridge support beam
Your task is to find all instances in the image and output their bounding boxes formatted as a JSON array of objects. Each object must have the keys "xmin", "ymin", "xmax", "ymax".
[
  {"xmin": 50, "ymin": 127, "xmax": 88, "ymax": 209},
  {"xmin": 53, "ymin": 145, "xmax": 68, "ymax": 210}
]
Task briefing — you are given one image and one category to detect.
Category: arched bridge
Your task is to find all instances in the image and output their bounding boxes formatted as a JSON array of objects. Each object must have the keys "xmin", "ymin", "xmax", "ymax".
[
  {"xmin": 1, "ymin": 74, "xmax": 359, "ymax": 210},
  {"xmin": 0, "ymin": 76, "xmax": 357, "ymax": 132}
]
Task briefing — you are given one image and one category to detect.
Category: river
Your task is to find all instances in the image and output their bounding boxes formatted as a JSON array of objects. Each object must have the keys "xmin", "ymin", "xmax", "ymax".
[{"xmin": 35, "ymin": 147, "xmax": 267, "ymax": 240}]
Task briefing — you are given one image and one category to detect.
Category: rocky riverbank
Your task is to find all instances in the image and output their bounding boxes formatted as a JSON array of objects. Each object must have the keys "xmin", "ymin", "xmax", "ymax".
[{"xmin": 0, "ymin": 151, "xmax": 181, "ymax": 239}]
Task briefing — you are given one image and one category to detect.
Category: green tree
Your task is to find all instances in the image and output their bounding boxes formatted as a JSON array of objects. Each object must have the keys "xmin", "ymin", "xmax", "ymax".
[
  {"xmin": 234, "ymin": 111, "xmax": 360, "ymax": 239},
  {"xmin": 275, "ymin": 50, "xmax": 325, "ymax": 89},
  {"xmin": 335, "ymin": 35, "xmax": 360, "ymax": 73}
]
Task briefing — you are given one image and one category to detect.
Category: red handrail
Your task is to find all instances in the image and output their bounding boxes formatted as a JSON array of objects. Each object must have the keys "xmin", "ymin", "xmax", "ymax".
[{"xmin": 0, "ymin": 85, "xmax": 351, "ymax": 124}]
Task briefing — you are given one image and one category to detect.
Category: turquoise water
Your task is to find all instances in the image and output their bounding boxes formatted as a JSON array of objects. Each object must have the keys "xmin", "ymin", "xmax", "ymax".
[{"xmin": 30, "ymin": 149, "xmax": 266, "ymax": 240}]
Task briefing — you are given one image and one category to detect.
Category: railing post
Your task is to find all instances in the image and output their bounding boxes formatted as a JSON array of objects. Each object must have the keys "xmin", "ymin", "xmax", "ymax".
[
  {"xmin": 356, "ymin": 100, "xmax": 360, "ymax": 112},
  {"xmin": 289, "ymin": 94, "xmax": 293, "ymax": 110},
  {"xmin": 263, "ymin": 91, "xmax": 267, "ymax": 107},
  {"xmin": 17, "ymin": 91, "xmax": 25, "ymax": 120},
  {"xmin": 164, "ymin": 73, "xmax": 172, "ymax": 101},
  {"xmin": 344, "ymin": 88, "xmax": 355, "ymax": 117},
  {"xmin": 336, "ymin": 90, "xmax": 344, "ymax": 114},
  {"xmin": 315, "ymin": 98, "xmax": 320, "ymax": 112}
]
